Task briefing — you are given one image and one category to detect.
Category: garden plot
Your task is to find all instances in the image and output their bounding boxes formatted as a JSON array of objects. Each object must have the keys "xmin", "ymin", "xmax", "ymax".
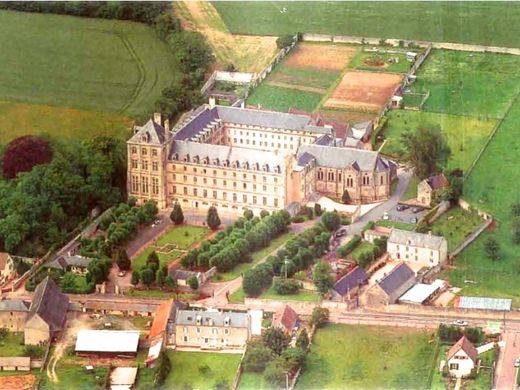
[{"xmin": 324, "ymin": 71, "xmax": 403, "ymax": 112}]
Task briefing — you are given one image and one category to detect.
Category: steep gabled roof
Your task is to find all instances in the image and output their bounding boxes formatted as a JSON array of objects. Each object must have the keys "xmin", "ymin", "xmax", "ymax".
[
  {"xmin": 129, "ymin": 119, "xmax": 166, "ymax": 145},
  {"xmin": 447, "ymin": 336, "xmax": 478, "ymax": 363},
  {"xmin": 27, "ymin": 276, "xmax": 69, "ymax": 332},
  {"xmin": 377, "ymin": 263, "xmax": 415, "ymax": 296},
  {"xmin": 297, "ymin": 144, "xmax": 380, "ymax": 171},
  {"xmin": 273, "ymin": 304, "xmax": 299, "ymax": 333},
  {"xmin": 333, "ymin": 267, "xmax": 368, "ymax": 296},
  {"xmin": 426, "ymin": 173, "xmax": 450, "ymax": 190},
  {"xmin": 149, "ymin": 299, "xmax": 174, "ymax": 339}
]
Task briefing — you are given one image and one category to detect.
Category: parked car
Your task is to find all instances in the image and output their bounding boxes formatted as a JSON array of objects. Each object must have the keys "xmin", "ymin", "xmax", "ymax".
[
  {"xmin": 335, "ymin": 228, "xmax": 347, "ymax": 238},
  {"xmin": 396, "ymin": 204, "xmax": 409, "ymax": 211},
  {"xmin": 514, "ymin": 358, "xmax": 520, "ymax": 368},
  {"xmin": 383, "ymin": 212, "xmax": 389, "ymax": 220},
  {"xmin": 410, "ymin": 217, "xmax": 418, "ymax": 224},
  {"xmin": 412, "ymin": 207, "xmax": 423, "ymax": 213},
  {"xmin": 452, "ymin": 319, "xmax": 469, "ymax": 327}
]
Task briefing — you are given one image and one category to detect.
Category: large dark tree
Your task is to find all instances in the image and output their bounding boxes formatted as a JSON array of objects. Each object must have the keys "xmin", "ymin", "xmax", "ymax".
[
  {"xmin": 170, "ymin": 202, "xmax": 184, "ymax": 225},
  {"xmin": 313, "ymin": 260, "xmax": 334, "ymax": 294},
  {"xmin": 206, "ymin": 206, "xmax": 221, "ymax": 230},
  {"xmin": 3, "ymin": 136, "xmax": 53, "ymax": 179},
  {"xmin": 400, "ymin": 126, "xmax": 451, "ymax": 179}
]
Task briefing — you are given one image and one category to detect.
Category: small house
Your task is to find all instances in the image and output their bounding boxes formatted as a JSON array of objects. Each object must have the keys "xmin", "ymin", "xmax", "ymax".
[
  {"xmin": 350, "ymin": 121, "xmax": 374, "ymax": 142},
  {"xmin": 24, "ymin": 277, "xmax": 69, "ymax": 345},
  {"xmin": 272, "ymin": 305, "xmax": 299, "ymax": 335},
  {"xmin": 406, "ymin": 51, "xmax": 418, "ymax": 62},
  {"xmin": 364, "ymin": 226, "xmax": 391, "ymax": 243},
  {"xmin": 170, "ymin": 269, "xmax": 203, "ymax": 288},
  {"xmin": 0, "ymin": 299, "xmax": 29, "ymax": 332},
  {"xmin": 0, "ymin": 357, "xmax": 30, "ymax": 372},
  {"xmin": 332, "ymin": 266, "xmax": 368, "ymax": 300},
  {"xmin": 417, "ymin": 173, "xmax": 449, "ymax": 207},
  {"xmin": 46, "ymin": 255, "xmax": 93, "ymax": 275},
  {"xmin": 447, "ymin": 336, "xmax": 478, "ymax": 378},
  {"xmin": 365, "ymin": 262, "xmax": 416, "ymax": 306}
]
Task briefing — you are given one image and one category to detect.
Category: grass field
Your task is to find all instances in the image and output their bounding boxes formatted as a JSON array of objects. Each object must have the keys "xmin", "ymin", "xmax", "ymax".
[
  {"xmin": 40, "ymin": 365, "xmax": 108, "ymax": 390},
  {"xmin": 381, "ymin": 110, "xmax": 497, "ymax": 171},
  {"xmin": 136, "ymin": 351, "xmax": 241, "ymax": 390},
  {"xmin": 247, "ymin": 84, "xmax": 322, "ymax": 112},
  {"xmin": 297, "ymin": 324, "xmax": 436, "ymax": 389},
  {"xmin": 0, "ymin": 10, "xmax": 178, "ymax": 142},
  {"xmin": 132, "ymin": 247, "xmax": 183, "ymax": 270},
  {"xmin": 213, "ymin": 2, "xmax": 520, "ymax": 48},
  {"xmin": 268, "ymin": 65, "xmax": 339, "ymax": 90},
  {"xmin": 442, "ymin": 98, "xmax": 520, "ymax": 303},
  {"xmin": 239, "ymin": 372, "xmax": 271, "ymax": 390},
  {"xmin": 348, "ymin": 51, "xmax": 411, "ymax": 73},
  {"xmin": 410, "ymin": 50, "xmax": 520, "ymax": 119},
  {"xmin": 0, "ymin": 333, "xmax": 25, "ymax": 357},
  {"xmin": 155, "ymin": 225, "xmax": 209, "ymax": 250},
  {"xmin": 259, "ymin": 285, "xmax": 320, "ymax": 302},
  {"xmin": 430, "ymin": 207, "xmax": 483, "ymax": 251}
]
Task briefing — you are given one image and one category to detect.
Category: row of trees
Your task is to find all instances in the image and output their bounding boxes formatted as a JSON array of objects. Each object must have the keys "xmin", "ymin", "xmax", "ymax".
[
  {"xmin": 438, "ymin": 324, "xmax": 484, "ymax": 345},
  {"xmin": 242, "ymin": 223, "xmax": 331, "ymax": 296},
  {"xmin": 0, "ymin": 135, "xmax": 126, "ymax": 256},
  {"xmin": 180, "ymin": 210, "xmax": 291, "ymax": 273},
  {"xmin": 131, "ymin": 250, "xmax": 179, "ymax": 290}
]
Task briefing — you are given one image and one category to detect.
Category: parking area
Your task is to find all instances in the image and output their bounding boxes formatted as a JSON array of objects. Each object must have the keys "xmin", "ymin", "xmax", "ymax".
[{"xmin": 384, "ymin": 204, "xmax": 428, "ymax": 224}]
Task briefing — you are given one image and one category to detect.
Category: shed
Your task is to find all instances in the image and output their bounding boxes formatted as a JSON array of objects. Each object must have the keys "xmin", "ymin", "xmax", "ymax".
[
  {"xmin": 333, "ymin": 266, "xmax": 368, "ymax": 298},
  {"xmin": 272, "ymin": 305, "xmax": 299, "ymax": 334},
  {"xmin": 398, "ymin": 279, "xmax": 446, "ymax": 304},
  {"xmin": 454, "ymin": 296, "xmax": 512, "ymax": 311},
  {"xmin": 248, "ymin": 309, "xmax": 263, "ymax": 336},
  {"xmin": 75, "ymin": 330, "xmax": 140, "ymax": 357},
  {"xmin": 109, "ymin": 366, "xmax": 138, "ymax": 390},
  {"xmin": 0, "ymin": 357, "xmax": 30, "ymax": 371}
]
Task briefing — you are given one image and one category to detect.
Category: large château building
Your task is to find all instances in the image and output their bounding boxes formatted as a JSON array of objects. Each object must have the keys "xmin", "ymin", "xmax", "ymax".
[{"xmin": 126, "ymin": 105, "xmax": 396, "ymax": 213}]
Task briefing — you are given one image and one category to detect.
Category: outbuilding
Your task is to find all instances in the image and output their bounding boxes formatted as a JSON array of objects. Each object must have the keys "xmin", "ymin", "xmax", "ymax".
[{"xmin": 75, "ymin": 330, "xmax": 140, "ymax": 358}]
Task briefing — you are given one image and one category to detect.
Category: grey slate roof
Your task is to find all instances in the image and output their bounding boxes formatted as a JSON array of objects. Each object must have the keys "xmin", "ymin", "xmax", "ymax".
[
  {"xmin": 173, "ymin": 107, "xmax": 220, "ymax": 141},
  {"xmin": 47, "ymin": 255, "xmax": 93, "ymax": 270},
  {"xmin": 129, "ymin": 119, "xmax": 166, "ymax": 144},
  {"xmin": 0, "ymin": 299, "xmax": 29, "ymax": 312},
  {"xmin": 170, "ymin": 269, "xmax": 199, "ymax": 281},
  {"xmin": 333, "ymin": 267, "xmax": 368, "ymax": 296},
  {"xmin": 389, "ymin": 229, "xmax": 447, "ymax": 251},
  {"xmin": 176, "ymin": 309, "xmax": 248, "ymax": 328},
  {"xmin": 297, "ymin": 144, "xmax": 380, "ymax": 171},
  {"xmin": 27, "ymin": 276, "xmax": 69, "ymax": 332},
  {"xmin": 169, "ymin": 141, "xmax": 286, "ymax": 172},
  {"xmin": 378, "ymin": 263, "xmax": 415, "ymax": 295},
  {"xmin": 217, "ymin": 106, "xmax": 313, "ymax": 131}
]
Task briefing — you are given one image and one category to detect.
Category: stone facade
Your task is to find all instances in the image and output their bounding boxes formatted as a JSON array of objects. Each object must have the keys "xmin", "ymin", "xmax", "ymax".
[
  {"xmin": 387, "ymin": 229, "xmax": 448, "ymax": 267},
  {"xmin": 127, "ymin": 105, "xmax": 396, "ymax": 214}
]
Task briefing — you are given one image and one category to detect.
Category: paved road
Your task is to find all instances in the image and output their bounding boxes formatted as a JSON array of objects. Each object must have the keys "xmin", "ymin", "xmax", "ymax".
[
  {"xmin": 495, "ymin": 331, "xmax": 520, "ymax": 390},
  {"xmin": 344, "ymin": 168, "xmax": 413, "ymax": 236}
]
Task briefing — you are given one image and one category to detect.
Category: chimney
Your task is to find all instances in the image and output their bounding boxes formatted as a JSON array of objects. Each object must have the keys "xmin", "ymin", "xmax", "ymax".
[
  {"xmin": 208, "ymin": 97, "xmax": 216, "ymax": 108},
  {"xmin": 153, "ymin": 113, "xmax": 162, "ymax": 125},
  {"xmin": 164, "ymin": 119, "xmax": 170, "ymax": 132}
]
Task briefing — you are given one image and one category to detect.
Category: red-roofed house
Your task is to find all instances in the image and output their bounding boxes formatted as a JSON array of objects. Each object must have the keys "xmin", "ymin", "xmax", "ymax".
[
  {"xmin": 272, "ymin": 305, "xmax": 299, "ymax": 335},
  {"xmin": 149, "ymin": 299, "xmax": 185, "ymax": 346},
  {"xmin": 447, "ymin": 336, "xmax": 478, "ymax": 377}
]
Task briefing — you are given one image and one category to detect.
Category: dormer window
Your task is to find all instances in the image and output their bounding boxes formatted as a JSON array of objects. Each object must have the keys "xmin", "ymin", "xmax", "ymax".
[
  {"xmin": 141, "ymin": 133, "xmax": 149, "ymax": 143},
  {"xmin": 262, "ymin": 164, "xmax": 269, "ymax": 172},
  {"xmin": 242, "ymin": 162, "xmax": 249, "ymax": 170},
  {"xmin": 193, "ymin": 156, "xmax": 199, "ymax": 163}
]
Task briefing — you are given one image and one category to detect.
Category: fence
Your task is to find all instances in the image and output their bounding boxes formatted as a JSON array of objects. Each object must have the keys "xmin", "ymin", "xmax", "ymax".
[
  {"xmin": 450, "ymin": 219, "xmax": 493, "ymax": 257},
  {"xmin": 231, "ymin": 348, "xmax": 247, "ymax": 390},
  {"xmin": 458, "ymin": 198, "xmax": 492, "ymax": 221}
]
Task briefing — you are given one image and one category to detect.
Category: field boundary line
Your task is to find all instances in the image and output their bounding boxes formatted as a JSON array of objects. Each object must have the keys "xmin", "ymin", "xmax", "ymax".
[
  {"xmin": 465, "ymin": 88, "xmax": 520, "ymax": 179},
  {"xmin": 117, "ymin": 30, "xmax": 146, "ymax": 114},
  {"xmin": 265, "ymin": 80, "xmax": 327, "ymax": 94}
]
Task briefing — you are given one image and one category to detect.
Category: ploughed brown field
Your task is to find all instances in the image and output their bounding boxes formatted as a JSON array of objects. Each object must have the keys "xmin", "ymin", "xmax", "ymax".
[{"xmin": 283, "ymin": 43, "xmax": 357, "ymax": 71}]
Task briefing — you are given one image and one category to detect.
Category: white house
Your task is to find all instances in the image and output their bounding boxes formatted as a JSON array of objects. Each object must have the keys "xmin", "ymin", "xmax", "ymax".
[
  {"xmin": 387, "ymin": 229, "xmax": 448, "ymax": 267},
  {"xmin": 447, "ymin": 336, "xmax": 478, "ymax": 378}
]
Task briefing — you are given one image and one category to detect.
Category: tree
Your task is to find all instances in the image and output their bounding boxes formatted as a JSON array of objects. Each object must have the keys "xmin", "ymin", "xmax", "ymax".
[
  {"xmin": 187, "ymin": 275, "xmax": 199, "ymax": 290},
  {"xmin": 168, "ymin": 31, "xmax": 214, "ymax": 75},
  {"xmin": 263, "ymin": 327, "xmax": 290, "ymax": 355},
  {"xmin": 243, "ymin": 266, "xmax": 272, "ymax": 296},
  {"xmin": 243, "ymin": 208, "xmax": 254, "ymax": 221},
  {"xmin": 165, "ymin": 275, "xmax": 177, "ymax": 289},
  {"xmin": 513, "ymin": 202, "xmax": 520, "ymax": 217},
  {"xmin": 170, "ymin": 202, "xmax": 184, "ymax": 225},
  {"xmin": 153, "ymin": 12, "xmax": 180, "ymax": 40},
  {"xmin": 310, "ymin": 307, "xmax": 329, "ymax": 328},
  {"xmin": 131, "ymin": 270, "xmax": 140, "ymax": 287},
  {"xmin": 154, "ymin": 350, "xmax": 172, "ymax": 387},
  {"xmin": 484, "ymin": 236, "xmax": 500, "ymax": 261},
  {"xmin": 115, "ymin": 249, "xmax": 131, "ymax": 271},
  {"xmin": 3, "ymin": 136, "xmax": 53, "ymax": 179},
  {"xmin": 59, "ymin": 272, "xmax": 77, "ymax": 292},
  {"xmin": 400, "ymin": 126, "xmax": 451, "ymax": 179},
  {"xmin": 156, "ymin": 268, "xmax": 165, "ymax": 288},
  {"xmin": 341, "ymin": 190, "xmax": 351, "ymax": 204},
  {"xmin": 147, "ymin": 251, "xmax": 160, "ymax": 271},
  {"xmin": 281, "ymin": 347, "xmax": 306, "ymax": 371},
  {"xmin": 260, "ymin": 210, "xmax": 270, "ymax": 219},
  {"xmin": 296, "ymin": 329, "xmax": 309, "ymax": 350},
  {"xmin": 206, "ymin": 206, "xmax": 221, "ymax": 230},
  {"xmin": 273, "ymin": 278, "xmax": 300, "ymax": 295},
  {"xmin": 243, "ymin": 340, "xmax": 275, "ymax": 373},
  {"xmin": 465, "ymin": 327, "xmax": 484, "ymax": 344},
  {"xmin": 141, "ymin": 268, "xmax": 154, "ymax": 288},
  {"xmin": 314, "ymin": 203, "xmax": 323, "ymax": 217},
  {"xmin": 321, "ymin": 211, "xmax": 340, "ymax": 232},
  {"xmin": 313, "ymin": 261, "xmax": 334, "ymax": 295},
  {"xmin": 513, "ymin": 218, "xmax": 520, "ymax": 245},
  {"xmin": 263, "ymin": 357, "xmax": 286, "ymax": 387},
  {"xmin": 276, "ymin": 34, "xmax": 294, "ymax": 49}
]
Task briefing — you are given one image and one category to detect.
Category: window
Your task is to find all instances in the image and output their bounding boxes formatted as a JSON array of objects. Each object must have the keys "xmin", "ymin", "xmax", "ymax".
[
  {"xmin": 152, "ymin": 177, "xmax": 159, "ymax": 195},
  {"xmin": 131, "ymin": 147, "xmax": 137, "ymax": 154},
  {"xmin": 194, "ymin": 177, "xmax": 198, "ymax": 184},
  {"xmin": 380, "ymin": 176, "xmax": 384, "ymax": 185},
  {"xmin": 223, "ymin": 192, "xmax": 227, "ymax": 200},
  {"xmin": 223, "ymin": 180, "xmax": 227, "ymax": 186},
  {"xmin": 243, "ymin": 173, "xmax": 247, "ymax": 179},
  {"xmin": 263, "ymin": 197, "xmax": 267, "ymax": 206},
  {"xmin": 253, "ymin": 196, "xmax": 257, "ymax": 204},
  {"xmin": 317, "ymin": 170, "xmax": 324, "ymax": 180},
  {"xmin": 213, "ymin": 178, "xmax": 217, "ymax": 185},
  {"xmin": 141, "ymin": 160, "xmax": 148, "ymax": 170},
  {"xmin": 203, "ymin": 178, "xmax": 207, "ymax": 184},
  {"xmin": 243, "ymin": 194, "xmax": 247, "ymax": 203},
  {"xmin": 131, "ymin": 160, "xmax": 138, "ymax": 169},
  {"xmin": 233, "ymin": 193, "xmax": 237, "ymax": 202},
  {"xmin": 263, "ymin": 176, "xmax": 267, "ymax": 182},
  {"xmin": 183, "ymin": 336, "xmax": 188, "ymax": 342},
  {"xmin": 193, "ymin": 188, "xmax": 198, "ymax": 196},
  {"xmin": 449, "ymin": 363, "xmax": 459, "ymax": 370},
  {"xmin": 263, "ymin": 185, "xmax": 267, "ymax": 191},
  {"xmin": 172, "ymin": 173, "xmax": 176, "ymax": 180},
  {"xmin": 152, "ymin": 161, "xmax": 159, "ymax": 171},
  {"xmin": 141, "ymin": 177, "xmax": 149, "ymax": 193},
  {"xmin": 213, "ymin": 191, "xmax": 217, "ymax": 199},
  {"xmin": 131, "ymin": 176, "xmax": 139, "ymax": 192},
  {"xmin": 172, "ymin": 186, "xmax": 176, "ymax": 194},
  {"xmin": 184, "ymin": 187, "xmax": 188, "ymax": 195},
  {"xmin": 224, "ymin": 329, "xmax": 229, "ymax": 335},
  {"xmin": 243, "ymin": 183, "xmax": 247, "ymax": 189},
  {"xmin": 141, "ymin": 148, "xmax": 147, "ymax": 156},
  {"xmin": 253, "ymin": 184, "xmax": 257, "ymax": 191},
  {"xmin": 338, "ymin": 172, "xmax": 342, "ymax": 182},
  {"xmin": 203, "ymin": 190, "xmax": 208, "ymax": 198},
  {"xmin": 196, "ymin": 327, "xmax": 201, "ymax": 334},
  {"xmin": 183, "ymin": 175, "xmax": 187, "ymax": 182},
  {"xmin": 328, "ymin": 171, "xmax": 334, "ymax": 181},
  {"xmin": 233, "ymin": 182, "xmax": 237, "ymax": 189},
  {"xmin": 274, "ymin": 198, "xmax": 278, "ymax": 207},
  {"xmin": 152, "ymin": 149, "xmax": 158, "ymax": 157}
]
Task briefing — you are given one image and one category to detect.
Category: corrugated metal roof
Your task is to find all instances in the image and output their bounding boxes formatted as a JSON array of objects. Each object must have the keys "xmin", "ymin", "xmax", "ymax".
[
  {"xmin": 398, "ymin": 279, "xmax": 445, "ymax": 304},
  {"xmin": 75, "ymin": 330, "xmax": 140, "ymax": 353},
  {"xmin": 455, "ymin": 296, "xmax": 512, "ymax": 311}
]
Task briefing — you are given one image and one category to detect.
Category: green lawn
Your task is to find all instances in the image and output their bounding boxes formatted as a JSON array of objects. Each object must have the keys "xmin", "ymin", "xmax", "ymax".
[
  {"xmin": 430, "ymin": 207, "xmax": 483, "ymax": 251},
  {"xmin": 269, "ymin": 64, "xmax": 340, "ymax": 90},
  {"xmin": 297, "ymin": 324, "xmax": 436, "ymax": 389},
  {"xmin": 213, "ymin": 232, "xmax": 294, "ymax": 282},
  {"xmin": 348, "ymin": 51, "xmax": 411, "ymax": 73},
  {"xmin": 375, "ymin": 220, "xmax": 416, "ymax": 231},
  {"xmin": 0, "ymin": 333, "xmax": 25, "ymax": 356},
  {"xmin": 442, "ymin": 98, "xmax": 520, "ymax": 303},
  {"xmin": 410, "ymin": 50, "xmax": 520, "ymax": 119},
  {"xmin": 214, "ymin": 2, "xmax": 520, "ymax": 48},
  {"xmin": 247, "ymin": 84, "xmax": 322, "ymax": 113},
  {"xmin": 381, "ymin": 110, "xmax": 497, "ymax": 172},
  {"xmin": 351, "ymin": 241, "xmax": 376, "ymax": 258},
  {"xmin": 259, "ymin": 285, "xmax": 320, "ymax": 302},
  {"xmin": 401, "ymin": 175, "xmax": 421, "ymax": 202},
  {"xmin": 0, "ymin": 10, "xmax": 178, "ymax": 143},
  {"xmin": 136, "ymin": 351, "xmax": 241, "ymax": 390},
  {"xmin": 229, "ymin": 287, "xmax": 246, "ymax": 304},
  {"xmin": 430, "ymin": 345, "xmax": 449, "ymax": 390},
  {"xmin": 40, "ymin": 364, "xmax": 108, "ymax": 390},
  {"xmin": 155, "ymin": 225, "xmax": 209, "ymax": 250},
  {"xmin": 126, "ymin": 288, "xmax": 199, "ymax": 300},
  {"xmin": 132, "ymin": 247, "xmax": 183, "ymax": 270},
  {"xmin": 239, "ymin": 371, "xmax": 271, "ymax": 390}
]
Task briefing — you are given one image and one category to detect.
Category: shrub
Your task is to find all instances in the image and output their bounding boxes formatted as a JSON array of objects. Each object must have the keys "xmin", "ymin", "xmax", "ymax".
[
  {"xmin": 438, "ymin": 324, "xmax": 463, "ymax": 343},
  {"xmin": 311, "ymin": 307, "xmax": 329, "ymax": 328},
  {"xmin": 313, "ymin": 260, "xmax": 333, "ymax": 294},
  {"xmin": 187, "ymin": 275, "xmax": 199, "ymax": 290},
  {"xmin": 170, "ymin": 202, "xmax": 184, "ymax": 225},
  {"xmin": 243, "ymin": 340, "xmax": 275, "ymax": 373},
  {"xmin": 273, "ymin": 278, "xmax": 300, "ymax": 295},
  {"xmin": 24, "ymin": 345, "xmax": 45, "ymax": 358},
  {"xmin": 264, "ymin": 357, "xmax": 286, "ymax": 387},
  {"xmin": 291, "ymin": 215, "xmax": 305, "ymax": 223},
  {"xmin": 296, "ymin": 329, "xmax": 309, "ymax": 350},
  {"xmin": 3, "ymin": 136, "xmax": 53, "ymax": 179},
  {"xmin": 321, "ymin": 211, "xmax": 340, "ymax": 232},
  {"xmin": 337, "ymin": 235, "xmax": 361, "ymax": 257},
  {"xmin": 154, "ymin": 350, "xmax": 172, "ymax": 387},
  {"xmin": 314, "ymin": 203, "xmax": 323, "ymax": 216},
  {"xmin": 276, "ymin": 34, "xmax": 294, "ymax": 49}
]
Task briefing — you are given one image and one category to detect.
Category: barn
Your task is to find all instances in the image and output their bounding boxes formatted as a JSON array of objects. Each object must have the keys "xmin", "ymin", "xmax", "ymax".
[{"xmin": 75, "ymin": 330, "xmax": 140, "ymax": 358}]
